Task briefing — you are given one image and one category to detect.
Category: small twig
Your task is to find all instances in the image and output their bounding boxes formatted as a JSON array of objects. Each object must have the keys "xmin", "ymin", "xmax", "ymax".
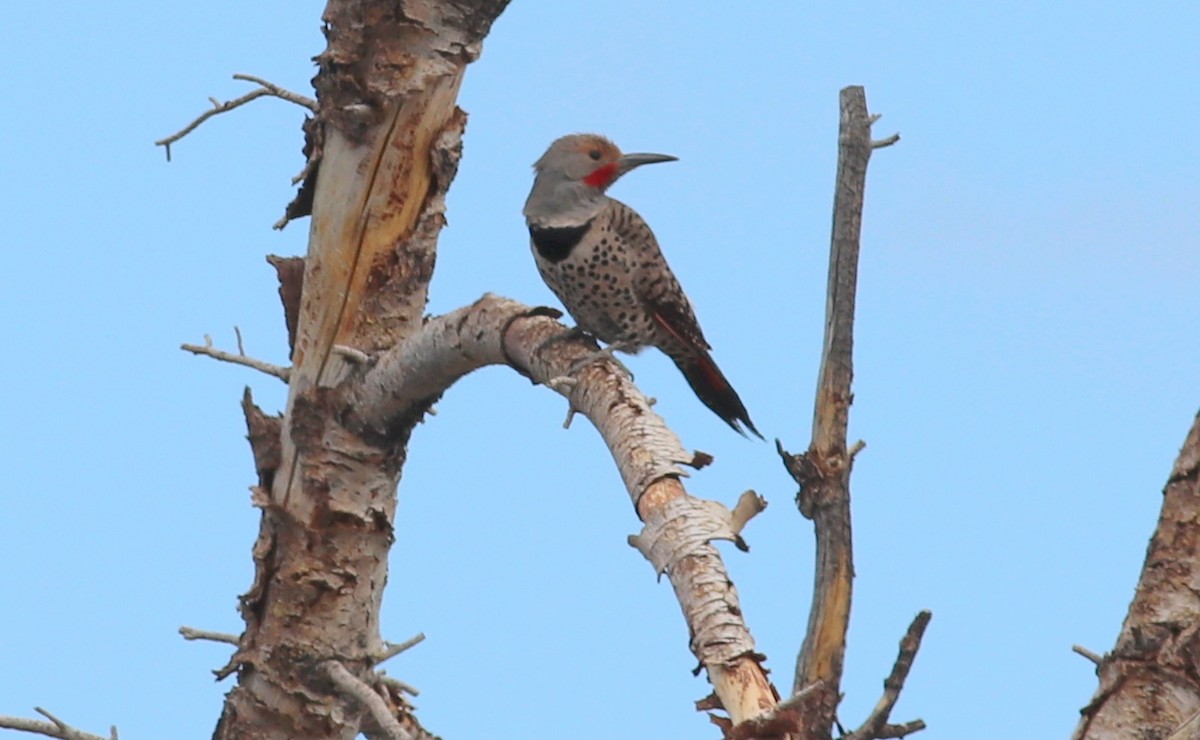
[
  {"xmin": 179, "ymin": 625, "xmax": 240, "ymax": 646},
  {"xmin": 876, "ymin": 719, "xmax": 928, "ymax": 738},
  {"xmin": 1072, "ymin": 644, "xmax": 1104, "ymax": 666},
  {"xmin": 865, "ymin": 113, "xmax": 901, "ymax": 149},
  {"xmin": 845, "ymin": 611, "xmax": 932, "ymax": 740},
  {"xmin": 231, "ymin": 74, "xmax": 317, "ymax": 111},
  {"xmin": 181, "ymin": 336, "xmax": 291, "ymax": 382},
  {"xmin": 374, "ymin": 633, "xmax": 426, "ymax": 665},
  {"xmin": 333, "ymin": 344, "xmax": 373, "ymax": 365},
  {"xmin": 849, "ymin": 439, "xmax": 866, "ymax": 459},
  {"xmin": 376, "ymin": 672, "xmax": 420, "ymax": 697},
  {"xmin": 235, "ymin": 325, "xmax": 246, "ymax": 355},
  {"xmin": 156, "ymin": 73, "xmax": 316, "ymax": 160},
  {"xmin": 872, "ymin": 133, "xmax": 901, "ymax": 149},
  {"xmin": 323, "ymin": 661, "xmax": 411, "ymax": 740},
  {"xmin": 774, "ymin": 681, "xmax": 823, "ymax": 713},
  {"xmin": 0, "ymin": 707, "xmax": 117, "ymax": 740}
]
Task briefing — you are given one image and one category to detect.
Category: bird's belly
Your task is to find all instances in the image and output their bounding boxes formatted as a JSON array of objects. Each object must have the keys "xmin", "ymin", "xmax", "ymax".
[{"xmin": 534, "ymin": 245, "xmax": 649, "ymax": 347}]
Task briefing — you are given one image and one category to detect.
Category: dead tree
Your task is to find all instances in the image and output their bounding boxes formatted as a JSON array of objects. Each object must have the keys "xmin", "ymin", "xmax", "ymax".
[
  {"xmin": 170, "ymin": 1, "xmax": 779, "ymax": 735},
  {"xmin": 0, "ymin": 4, "xmax": 930, "ymax": 739}
]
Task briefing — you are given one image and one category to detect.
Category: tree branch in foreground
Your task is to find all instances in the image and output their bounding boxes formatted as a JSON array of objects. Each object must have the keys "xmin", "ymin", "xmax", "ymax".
[
  {"xmin": 1073, "ymin": 410, "xmax": 1200, "ymax": 738},
  {"xmin": 155, "ymin": 73, "xmax": 316, "ymax": 161},
  {"xmin": 344, "ymin": 293, "xmax": 779, "ymax": 727},
  {"xmin": 777, "ymin": 86, "xmax": 920, "ymax": 739},
  {"xmin": 0, "ymin": 707, "xmax": 117, "ymax": 740}
]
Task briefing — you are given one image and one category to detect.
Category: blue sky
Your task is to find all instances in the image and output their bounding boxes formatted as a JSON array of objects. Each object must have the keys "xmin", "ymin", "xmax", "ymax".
[{"xmin": 2, "ymin": 2, "xmax": 1197, "ymax": 738}]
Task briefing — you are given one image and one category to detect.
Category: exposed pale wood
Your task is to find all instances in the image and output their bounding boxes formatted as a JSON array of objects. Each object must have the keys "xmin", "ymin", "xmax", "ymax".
[{"xmin": 213, "ymin": 2, "xmax": 509, "ymax": 738}]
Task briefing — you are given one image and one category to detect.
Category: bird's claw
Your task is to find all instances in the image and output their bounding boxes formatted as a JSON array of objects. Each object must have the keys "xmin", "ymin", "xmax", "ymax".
[
  {"xmin": 545, "ymin": 375, "xmax": 577, "ymax": 393},
  {"xmin": 567, "ymin": 343, "xmax": 636, "ymax": 381}
]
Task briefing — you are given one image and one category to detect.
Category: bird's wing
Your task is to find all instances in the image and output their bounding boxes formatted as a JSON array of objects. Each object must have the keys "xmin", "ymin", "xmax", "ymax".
[{"xmin": 605, "ymin": 199, "xmax": 713, "ymax": 352}]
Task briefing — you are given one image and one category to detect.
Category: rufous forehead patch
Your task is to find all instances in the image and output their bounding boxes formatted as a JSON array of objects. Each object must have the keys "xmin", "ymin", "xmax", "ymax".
[{"xmin": 576, "ymin": 136, "xmax": 620, "ymax": 159}]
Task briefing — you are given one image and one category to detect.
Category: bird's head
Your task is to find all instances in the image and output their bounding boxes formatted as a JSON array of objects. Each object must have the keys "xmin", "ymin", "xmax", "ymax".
[{"xmin": 525, "ymin": 134, "xmax": 676, "ymax": 225}]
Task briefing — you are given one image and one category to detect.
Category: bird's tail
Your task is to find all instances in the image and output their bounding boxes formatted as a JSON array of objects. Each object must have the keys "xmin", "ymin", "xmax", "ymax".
[{"xmin": 673, "ymin": 351, "xmax": 762, "ymax": 439}]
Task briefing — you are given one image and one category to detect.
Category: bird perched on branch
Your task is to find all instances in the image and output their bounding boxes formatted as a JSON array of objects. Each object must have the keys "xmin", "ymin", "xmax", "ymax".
[{"xmin": 523, "ymin": 133, "xmax": 761, "ymax": 438}]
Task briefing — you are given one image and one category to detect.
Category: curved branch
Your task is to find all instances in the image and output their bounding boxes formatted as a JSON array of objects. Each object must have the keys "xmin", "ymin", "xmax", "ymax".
[
  {"xmin": 349, "ymin": 294, "xmax": 693, "ymax": 498},
  {"xmin": 346, "ymin": 293, "xmax": 778, "ymax": 724}
]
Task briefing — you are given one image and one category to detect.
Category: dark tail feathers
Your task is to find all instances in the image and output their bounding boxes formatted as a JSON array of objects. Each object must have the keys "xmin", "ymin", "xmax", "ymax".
[{"xmin": 674, "ymin": 351, "xmax": 762, "ymax": 439}]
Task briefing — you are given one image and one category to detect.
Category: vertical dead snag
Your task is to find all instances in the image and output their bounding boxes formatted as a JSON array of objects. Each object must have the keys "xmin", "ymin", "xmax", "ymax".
[
  {"xmin": 777, "ymin": 87, "xmax": 923, "ymax": 740},
  {"xmin": 1073, "ymin": 411, "xmax": 1200, "ymax": 739}
]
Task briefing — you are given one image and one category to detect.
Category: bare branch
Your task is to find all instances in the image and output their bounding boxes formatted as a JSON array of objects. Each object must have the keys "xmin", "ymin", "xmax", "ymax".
[
  {"xmin": 181, "ymin": 334, "xmax": 290, "ymax": 382},
  {"xmin": 180, "ymin": 626, "xmax": 240, "ymax": 646},
  {"xmin": 775, "ymin": 87, "xmax": 908, "ymax": 737},
  {"xmin": 342, "ymin": 294, "xmax": 775, "ymax": 723},
  {"xmin": 1072, "ymin": 644, "xmax": 1104, "ymax": 666},
  {"xmin": 231, "ymin": 74, "xmax": 317, "ymax": 110},
  {"xmin": 333, "ymin": 344, "xmax": 374, "ymax": 365},
  {"xmin": 373, "ymin": 633, "xmax": 426, "ymax": 665},
  {"xmin": 376, "ymin": 672, "xmax": 420, "ymax": 697},
  {"xmin": 0, "ymin": 707, "xmax": 117, "ymax": 740},
  {"xmin": 846, "ymin": 611, "xmax": 931, "ymax": 740},
  {"xmin": 323, "ymin": 662, "xmax": 412, "ymax": 740},
  {"xmin": 875, "ymin": 720, "xmax": 928, "ymax": 738},
  {"xmin": 155, "ymin": 74, "xmax": 316, "ymax": 160}
]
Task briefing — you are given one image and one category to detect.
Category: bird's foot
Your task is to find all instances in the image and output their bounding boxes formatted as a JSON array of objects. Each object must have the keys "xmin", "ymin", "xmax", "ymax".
[
  {"xmin": 544, "ymin": 375, "xmax": 577, "ymax": 394},
  {"xmin": 567, "ymin": 342, "xmax": 637, "ymax": 380}
]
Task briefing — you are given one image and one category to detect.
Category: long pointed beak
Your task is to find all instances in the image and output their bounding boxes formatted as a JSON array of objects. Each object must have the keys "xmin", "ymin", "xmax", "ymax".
[{"xmin": 617, "ymin": 152, "xmax": 678, "ymax": 176}]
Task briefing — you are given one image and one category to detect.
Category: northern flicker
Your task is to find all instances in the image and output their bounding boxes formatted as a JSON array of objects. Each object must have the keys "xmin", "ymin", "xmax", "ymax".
[{"xmin": 523, "ymin": 133, "xmax": 761, "ymax": 438}]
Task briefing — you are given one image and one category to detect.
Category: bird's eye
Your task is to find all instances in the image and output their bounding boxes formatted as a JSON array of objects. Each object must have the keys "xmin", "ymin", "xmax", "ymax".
[{"xmin": 588, "ymin": 149, "xmax": 602, "ymax": 161}]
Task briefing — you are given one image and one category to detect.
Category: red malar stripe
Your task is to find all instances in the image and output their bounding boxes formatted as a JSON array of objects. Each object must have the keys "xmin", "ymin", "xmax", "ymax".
[{"xmin": 583, "ymin": 162, "xmax": 618, "ymax": 188}]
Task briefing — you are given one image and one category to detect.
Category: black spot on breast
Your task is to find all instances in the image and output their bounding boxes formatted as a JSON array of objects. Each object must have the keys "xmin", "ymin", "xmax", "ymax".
[{"xmin": 530, "ymin": 220, "xmax": 594, "ymax": 263}]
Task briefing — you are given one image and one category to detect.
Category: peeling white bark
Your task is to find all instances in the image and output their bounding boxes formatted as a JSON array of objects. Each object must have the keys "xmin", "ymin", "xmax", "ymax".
[
  {"xmin": 347, "ymin": 293, "xmax": 777, "ymax": 723},
  {"xmin": 350, "ymin": 293, "xmax": 694, "ymax": 504}
]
